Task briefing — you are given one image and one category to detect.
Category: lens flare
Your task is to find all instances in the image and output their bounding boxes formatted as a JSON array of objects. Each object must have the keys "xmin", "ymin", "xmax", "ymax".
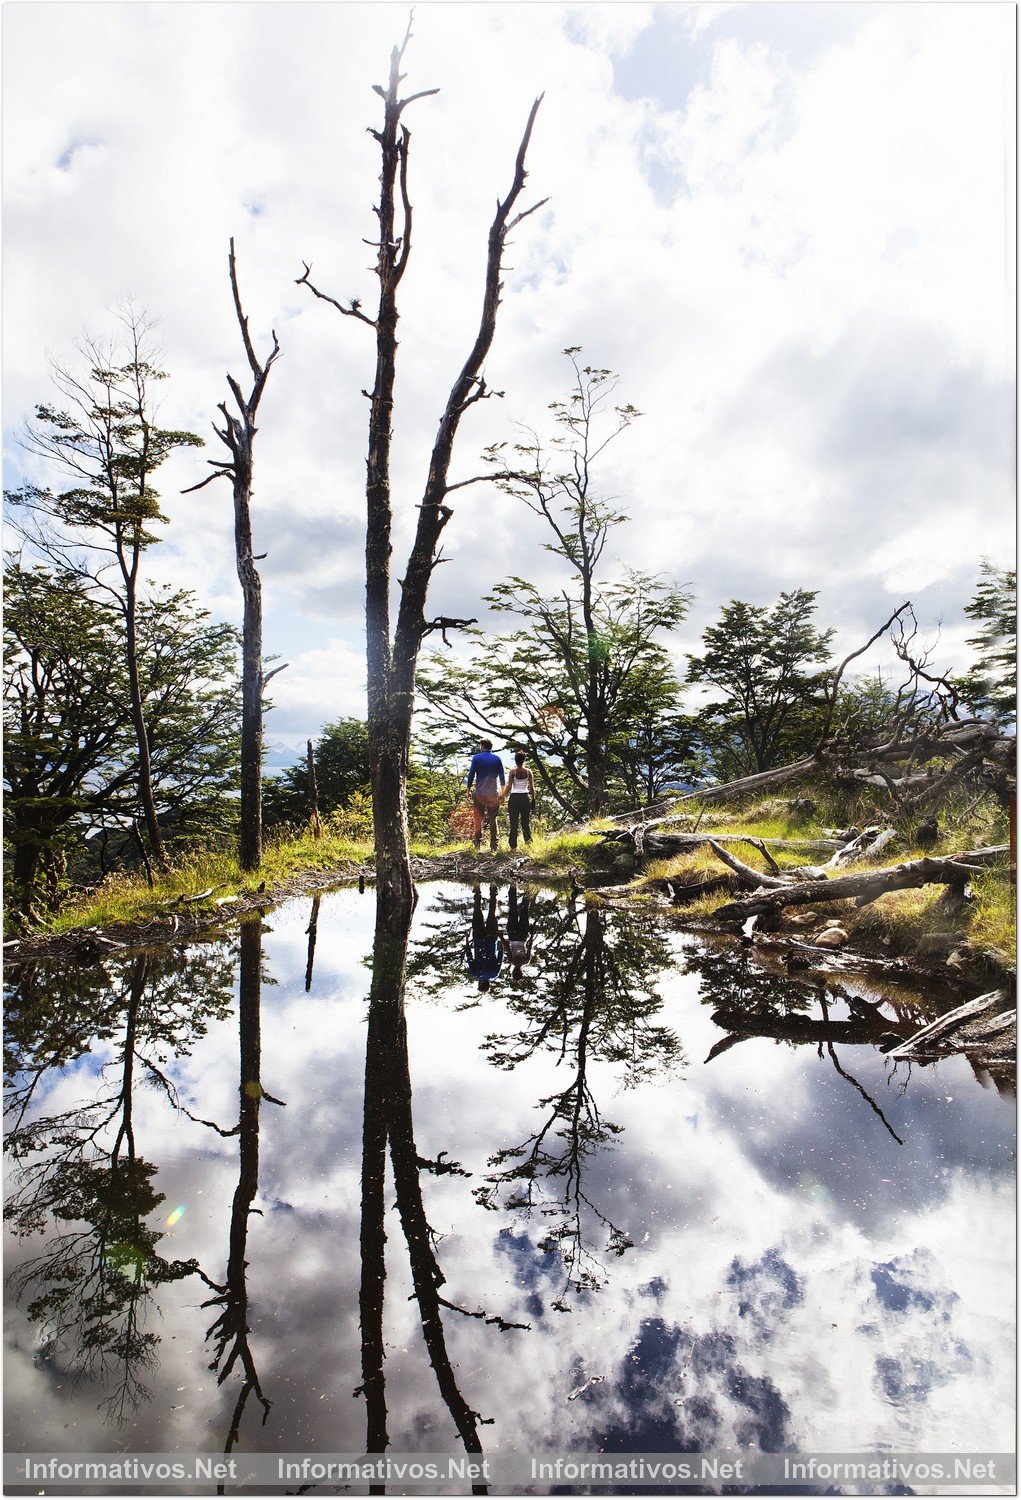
[{"xmin": 167, "ymin": 1204, "xmax": 186, "ymax": 1226}]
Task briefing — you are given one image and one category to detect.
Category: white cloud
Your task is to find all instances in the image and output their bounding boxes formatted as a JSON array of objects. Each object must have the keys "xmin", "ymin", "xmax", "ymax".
[{"xmin": 3, "ymin": 2, "xmax": 1013, "ymax": 735}]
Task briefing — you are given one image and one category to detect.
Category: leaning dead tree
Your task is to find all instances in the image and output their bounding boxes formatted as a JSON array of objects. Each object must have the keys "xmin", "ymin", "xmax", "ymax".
[
  {"xmin": 612, "ymin": 603, "xmax": 1015, "ymax": 835},
  {"xmin": 185, "ymin": 240, "xmax": 283, "ymax": 871},
  {"xmin": 298, "ymin": 26, "xmax": 545, "ymax": 915}
]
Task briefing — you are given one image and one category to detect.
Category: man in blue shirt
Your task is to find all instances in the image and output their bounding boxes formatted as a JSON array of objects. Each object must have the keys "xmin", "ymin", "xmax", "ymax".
[{"xmin": 465, "ymin": 738, "xmax": 505, "ymax": 851}]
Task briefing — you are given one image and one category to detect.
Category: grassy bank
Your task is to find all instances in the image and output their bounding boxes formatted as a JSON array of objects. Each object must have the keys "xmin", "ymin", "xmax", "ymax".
[
  {"xmin": 632, "ymin": 794, "xmax": 1015, "ymax": 969},
  {"xmin": 20, "ymin": 824, "xmax": 609, "ymax": 939}
]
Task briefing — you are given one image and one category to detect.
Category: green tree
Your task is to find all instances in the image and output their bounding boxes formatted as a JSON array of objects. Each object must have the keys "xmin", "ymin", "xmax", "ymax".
[
  {"xmin": 6, "ymin": 307, "xmax": 204, "ymax": 867},
  {"xmin": 4, "ymin": 559, "xmax": 241, "ymax": 918},
  {"xmin": 420, "ymin": 355, "xmax": 691, "ymax": 819},
  {"xmin": 686, "ymin": 590, "xmax": 834, "ymax": 777},
  {"xmin": 3, "ymin": 560, "xmax": 133, "ymax": 917},
  {"xmin": 264, "ymin": 719, "xmax": 460, "ymax": 844},
  {"xmin": 420, "ymin": 573, "xmax": 690, "ymax": 821},
  {"xmin": 263, "ymin": 718, "xmax": 371, "ymax": 828},
  {"xmin": 958, "ymin": 561, "xmax": 1016, "ymax": 722}
]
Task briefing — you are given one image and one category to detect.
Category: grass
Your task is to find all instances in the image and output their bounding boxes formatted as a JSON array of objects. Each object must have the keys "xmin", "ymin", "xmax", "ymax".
[
  {"xmin": 41, "ymin": 827, "xmax": 373, "ymax": 937},
  {"xmin": 28, "ymin": 822, "xmax": 610, "ymax": 938},
  {"xmin": 851, "ymin": 886, "xmax": 949, "ymax": 953},
  {"xmin": 968, "ymin": 871, "xmax": 1017, "ymax": 959}
]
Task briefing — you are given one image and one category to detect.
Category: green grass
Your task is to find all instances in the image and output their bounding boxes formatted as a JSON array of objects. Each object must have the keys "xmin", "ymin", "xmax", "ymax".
[
  {"xmin": 968, "ymin": 871, "xmax": 1016, "ymax": 959},
  {"xmin": 41, "ymin": 828, "xmax": 373, "ymax": 937}
]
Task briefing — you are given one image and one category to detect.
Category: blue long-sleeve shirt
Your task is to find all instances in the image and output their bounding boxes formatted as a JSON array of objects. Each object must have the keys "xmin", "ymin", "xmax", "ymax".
[{"xmin": 466, "ymin": 750, "xmax": 505, "ymax": 799}]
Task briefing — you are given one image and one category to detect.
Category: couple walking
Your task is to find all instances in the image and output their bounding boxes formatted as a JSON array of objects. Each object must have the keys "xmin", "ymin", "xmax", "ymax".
[{"xmin": 465, "ymin": 739, "xmax": 535, "ymax": 852}]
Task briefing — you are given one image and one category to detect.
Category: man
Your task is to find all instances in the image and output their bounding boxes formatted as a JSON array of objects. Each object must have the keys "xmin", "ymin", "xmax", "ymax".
[
  {"xmin": 464, "ymin": 884, "xmax": 502, "ymax": 992},
  {"xmin": 465, "ymin": 737, "xmax": 505, "ymax": 852}
]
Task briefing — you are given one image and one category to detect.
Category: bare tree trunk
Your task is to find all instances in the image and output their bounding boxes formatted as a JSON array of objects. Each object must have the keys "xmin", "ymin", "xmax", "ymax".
[
  {"xmin": 306, "ymin": 739, "xmax": 321, "ymax": 838},
  {"xmin": 236, "ymin": 508, "xmax": 264, "ymax": 872},
  {"xmin": 123, "ymin": 593, "xmax": 166, "ymax": 866},
  {"xmin": 186, "ymin": 240, "xmax": 280, "ymax": 874},
  {"xmin": 299, "ymin": 31, "xmax": 544, "ymax": 920}
]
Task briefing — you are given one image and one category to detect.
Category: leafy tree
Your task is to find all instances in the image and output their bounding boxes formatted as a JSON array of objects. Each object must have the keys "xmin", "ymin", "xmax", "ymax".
[
  {"xmin": 420, "ymin": 574, "xmax": 690, "ymax": 821},
  {"xmin": 420, "ymin": 356, "xmax": 691, "ymax": 819},
  {"xmin": 264, "ymin": 718, "xmax": 461, "ymax": 843},
  {"xmin": 686, "ymin": 590, "xmax": 834, "ymax": 777},
  {"xmin": 958, "ymin": 561, "xmax": 1016, "ymax": 722},
  {"xmin": 5, "ymin": 306, "xmax": 204, "ymax": 867},
  {"xmin": 263, "ymin": 718, "xmax": 371, "ymax": 828},
  {"xmin": 3, "ymin": 560, "xmax": 134, "ymax": 916},
  {"xmin": 607, "ymin": 663, "xmax": 705, "ymax": 807},
  {"xmin": 4, "ymin": 559, "xmax": 241, "ymax": 917}
]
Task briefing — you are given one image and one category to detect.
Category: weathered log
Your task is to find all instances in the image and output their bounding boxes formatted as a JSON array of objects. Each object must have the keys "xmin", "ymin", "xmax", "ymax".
[
  {"xmin": 709, "ymin": 1008, "xmax": 909, "ymax": 1048},
  {"xmin": 706, "ymin": 838, "xmax": 787, "ymax": 889},
  {"xmin": 826, "ymin": 827, "xmax": 896, "ymax": 868},
  {"xmin": 713, "ymin": 846, "xmax": 1009, "ymax": 921},
  {"xmin": 885, "ymin": 990, "xmax": 1007, "ymax": 1059},
  {"xmin": 598, "ymin": 829, "xmax": 841, "ymax": 855}
]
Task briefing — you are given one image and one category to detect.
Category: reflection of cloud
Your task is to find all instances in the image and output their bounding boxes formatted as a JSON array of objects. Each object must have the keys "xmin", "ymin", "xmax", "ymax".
[{"xmin": 3, "ymin": 886, "xmax": 1015, "ymax": 1463}]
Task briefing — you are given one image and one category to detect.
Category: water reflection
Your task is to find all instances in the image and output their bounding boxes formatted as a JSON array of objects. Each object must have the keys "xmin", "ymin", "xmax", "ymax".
[
  {"xmin": 686, "ymin": 941, "xmax": 927, "ymax": 1142},
  {"xmin": 5, "ymin": 950, "xmax": 231, "ymax": 1424},
  {"xmin": 475, "ymin": 894, "xmax": 684, "ymax": 1303},
  {"xmin": 201, "ymin": 917, "xmax": 283, "ymax": 1462},
  {"xmin": 3, "ymin": 882, "xmax": 1015, "ymax": 1479},
  {"xmin": 360, "ymin": 896, "xmax": 523, "ymax": 1491}
]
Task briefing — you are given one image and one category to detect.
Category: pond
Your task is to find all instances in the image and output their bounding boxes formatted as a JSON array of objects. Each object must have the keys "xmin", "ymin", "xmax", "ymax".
[{"xmin": 3, "ymin": 882, "xmax": 1015, "ymax": 1490}]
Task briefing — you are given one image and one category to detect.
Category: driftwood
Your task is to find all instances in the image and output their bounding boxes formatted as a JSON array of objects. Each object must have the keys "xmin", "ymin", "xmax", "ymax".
[{"xmin": 713, "ymin": 846, "xmax": 1009, "ymax": 921}]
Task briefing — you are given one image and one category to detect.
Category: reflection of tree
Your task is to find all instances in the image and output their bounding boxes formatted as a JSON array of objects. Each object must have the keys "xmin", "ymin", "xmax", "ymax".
[
  {"xmin": 304, "ymin": 894, "xmax": 321, "ymax": 992},
  {"xmin": 202, "ymin": 917, "xmax": 284, "ymax": 1463},
  {"xmin": 5, "ymin": 956, "xmax": 208, "ymax": 1423},
  {"xmin": 479, "ymin": 901, "xmax": 684, "ymax": 1306},
  {"xmin": 685, "ymin": 943, "xmax": 918, "ymax": 1144},
  {"xmin": 358, "ymin": 898, "xmax": 525, "ymax": 1490},
  {"xmin": 4, "ymin": 942, "xmax": 236, "ymax": 1131}
]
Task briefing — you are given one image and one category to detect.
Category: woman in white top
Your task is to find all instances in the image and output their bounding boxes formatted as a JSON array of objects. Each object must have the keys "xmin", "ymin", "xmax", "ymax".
[{"xmin": 502, "ymin": 751, "xmax": 535, "ymax": 849}]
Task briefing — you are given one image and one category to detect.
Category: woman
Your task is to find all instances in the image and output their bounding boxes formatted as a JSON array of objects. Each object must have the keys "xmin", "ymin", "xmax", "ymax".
[{"xmin": 502, "ymin": 751, "xmax": 535, "ymax": 850}]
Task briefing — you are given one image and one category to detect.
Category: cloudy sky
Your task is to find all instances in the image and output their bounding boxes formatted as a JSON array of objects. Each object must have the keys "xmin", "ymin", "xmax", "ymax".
[
  {"xmin": 4, "ymin": 2, "xmax": 1014, "ymax": 766},
  {"xmin": 4, "ymin": 888, "xmax": 1015, "ymax": 1458}
]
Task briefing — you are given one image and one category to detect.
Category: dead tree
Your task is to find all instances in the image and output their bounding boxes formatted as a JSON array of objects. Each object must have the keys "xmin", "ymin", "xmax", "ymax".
[
  {"xmin": 712, "ymin": 845, "xmax": 1009, "ymax": 921},
  {"xmin": 306, "ymin": 738, "xmax": 321, "ymax": 838},
  {"xmin": 185, "ymin": 240, "xmax": 283, "ymax": 871},
  {"xmin": 298, "ymin": 26, "xmax": 545, "ymax": 916}
]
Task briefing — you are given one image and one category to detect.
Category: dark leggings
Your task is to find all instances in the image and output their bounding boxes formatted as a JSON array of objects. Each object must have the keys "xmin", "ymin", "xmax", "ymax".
[{"xmin": 508, "ymin": 793, "xmax": 532, "ymax": 848}]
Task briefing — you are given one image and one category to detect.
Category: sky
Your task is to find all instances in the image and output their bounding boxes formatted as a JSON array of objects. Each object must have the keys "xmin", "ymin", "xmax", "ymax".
[
  {"xmin": 3, "ymin": 2, "xmax": 1015, "ymax": 768},
  {"xmin": 4, "ymin": 887, "xmax": 1015, "ymax": 1457}
]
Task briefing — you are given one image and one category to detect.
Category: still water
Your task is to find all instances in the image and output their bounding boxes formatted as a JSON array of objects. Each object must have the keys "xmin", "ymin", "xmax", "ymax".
[{"xmin": 3, "ymin": 882, "xmax": 1015, "ymax": 1483}]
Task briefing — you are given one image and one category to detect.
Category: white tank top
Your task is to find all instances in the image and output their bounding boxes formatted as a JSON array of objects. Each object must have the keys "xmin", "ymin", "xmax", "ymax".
[{"xmin": 509, "ymin": 768, "xmax": 530, "ymax": 791}]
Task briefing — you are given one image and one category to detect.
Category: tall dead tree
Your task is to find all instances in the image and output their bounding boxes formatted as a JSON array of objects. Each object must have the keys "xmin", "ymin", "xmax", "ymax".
[
  {"xmin": 186, "ymin": 241, "xmax": 282, "ymax": 871},
  {"xmin": 298, "ymin": 27, "xmax": 545, "ymax": 915}
]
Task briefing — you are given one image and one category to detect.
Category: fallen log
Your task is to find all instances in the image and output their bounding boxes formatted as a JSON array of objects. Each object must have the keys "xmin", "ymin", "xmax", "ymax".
[
  {"xmin": 598, "ymin": 829, "xmax": 841, "ymax": 856},
  {"xmin": 713, "ymin": 846, "xmax": 1009, "ymax": 921},
  {"xmin": 885, "ymin": 990, "xmax": 1007, "ymax": 1059},
  {"xmin": 706, "ymin": 838, "xmax": 787, "ymax": 889},
  {"xmin": 826, "ymin": 827, "xmax": 896, "ymax": 867}
]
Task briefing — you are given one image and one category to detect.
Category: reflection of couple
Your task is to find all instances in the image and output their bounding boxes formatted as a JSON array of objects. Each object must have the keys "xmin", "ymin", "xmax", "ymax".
[{"xmin": 464, "ymin": 885, "xmax": 534, "ymax": 991}]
